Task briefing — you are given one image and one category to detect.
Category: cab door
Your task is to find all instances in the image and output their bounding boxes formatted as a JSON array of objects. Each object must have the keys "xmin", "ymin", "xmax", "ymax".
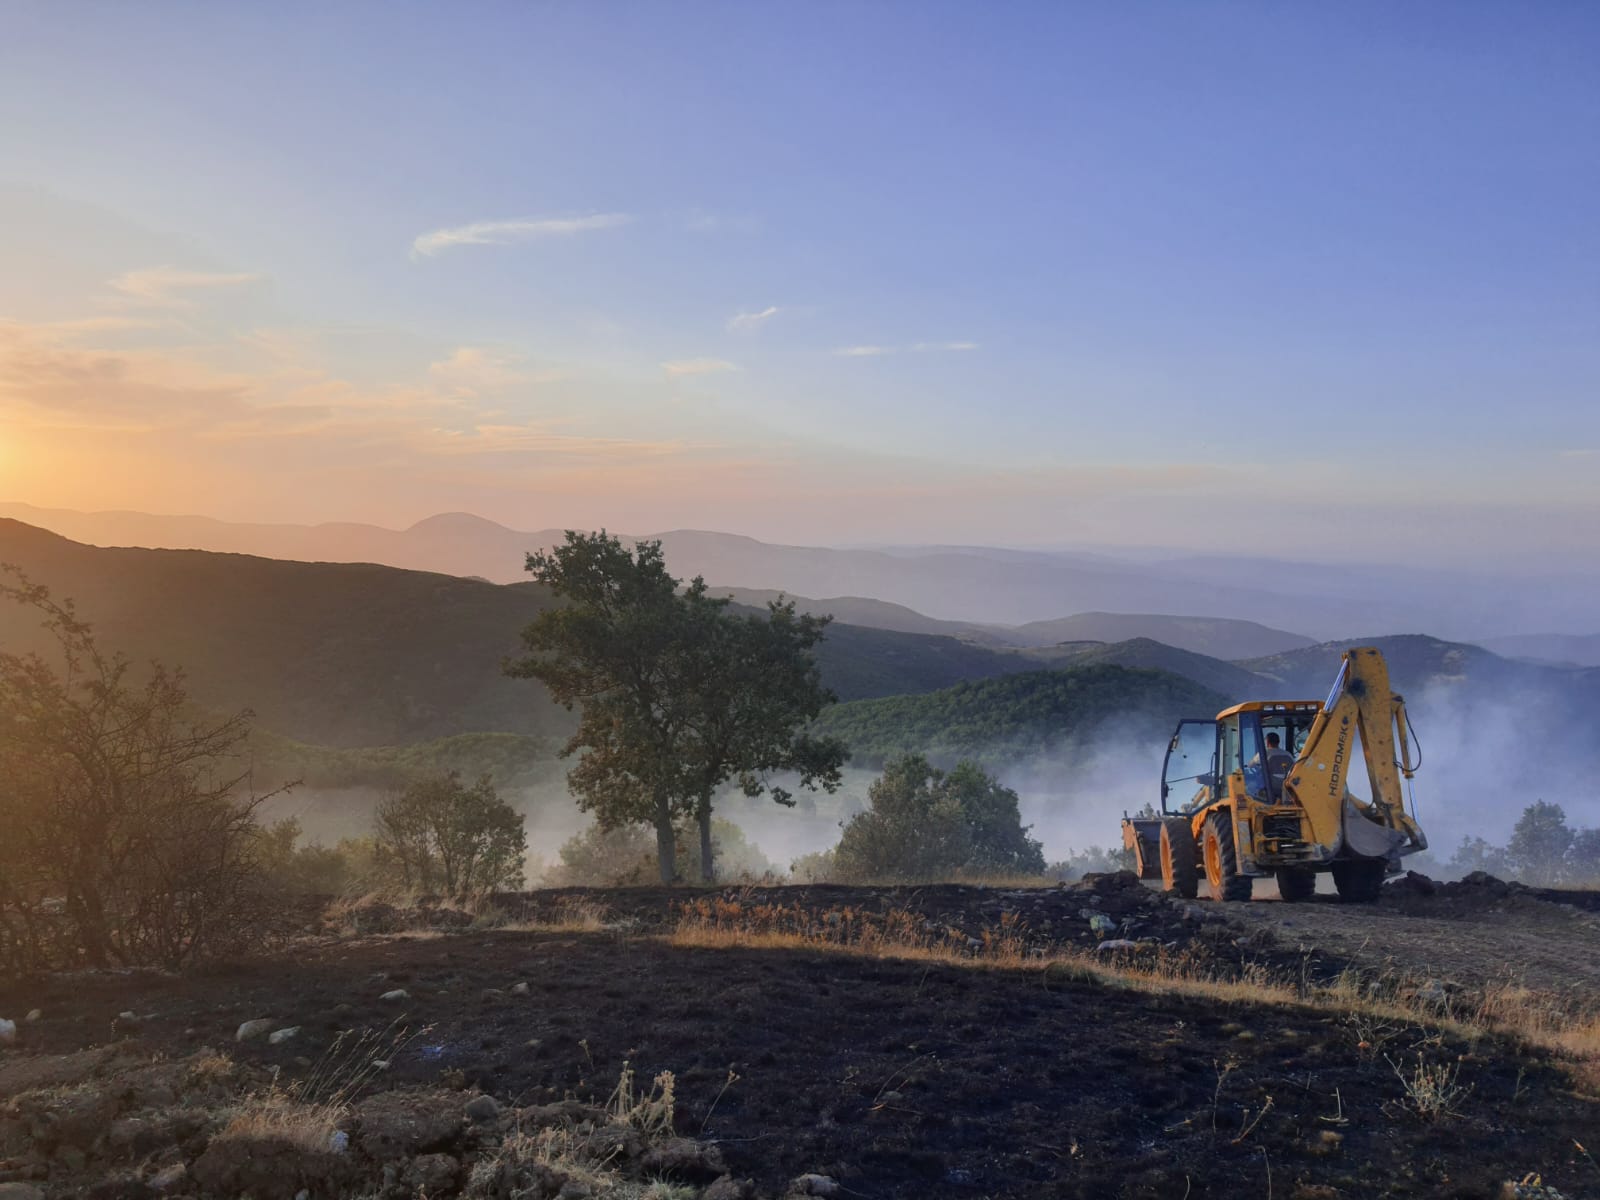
[{"xmin": 1161, "ymin": 719, "xmax": 1220, "ymax": 812}]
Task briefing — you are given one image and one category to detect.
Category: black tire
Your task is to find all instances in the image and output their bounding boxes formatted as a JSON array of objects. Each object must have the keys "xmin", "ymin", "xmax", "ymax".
[
  {"xmin": 1331, "ymin": 859, "xmax": 1386, "ymax": 903},
  {"xmin": 1204, "ymin": 812, "xmax": 1254, "ymax": 902},
  {"xmin": 1275, "ymin": 867, "xmax": 1316, "ymax": 903},
  {"xmin": 1160, "ymin": 818, "xmax": 1199, "ymax": 899}
]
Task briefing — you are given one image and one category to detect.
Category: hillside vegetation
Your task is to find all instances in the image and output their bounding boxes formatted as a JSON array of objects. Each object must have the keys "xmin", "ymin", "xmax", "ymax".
[
  {"xmin": 813, "ymin": 663, "xmax": 1226, "ymax": 768},
  {"xmin": 0, "ymin": 520, "xmax": 1027, "ymax": 747}
]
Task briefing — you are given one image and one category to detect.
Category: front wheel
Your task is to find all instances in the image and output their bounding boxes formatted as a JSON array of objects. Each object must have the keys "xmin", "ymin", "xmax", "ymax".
[
  {"xmin": 1160, "ymin": 818, "xmax": 1199, "ymax": 899},
  {"xmin": 1203, "ymin": 812, "xmax": 1253, "ymax": 902},
  {"xmin": 1331, "ymin": 859, "xmax": 1386, "ymax": 903}
]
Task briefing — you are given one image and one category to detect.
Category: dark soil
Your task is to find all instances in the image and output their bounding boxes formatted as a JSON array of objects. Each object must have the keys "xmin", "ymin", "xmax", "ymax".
[{"xmin": 3, "ymin": 881, "xmax": 1599, "ymax": 1198}]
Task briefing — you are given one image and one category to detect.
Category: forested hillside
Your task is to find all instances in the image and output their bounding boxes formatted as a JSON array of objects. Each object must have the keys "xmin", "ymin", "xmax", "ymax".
[{"xmin": 812, "ymin": 664, "xmax": 1226, "ymax": 768}]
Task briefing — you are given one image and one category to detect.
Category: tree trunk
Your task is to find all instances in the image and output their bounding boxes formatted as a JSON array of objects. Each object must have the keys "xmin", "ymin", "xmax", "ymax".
[
  {"xmin": 698, "ymin": 799, "xmax": 715, "ymax": 884},
  {"xmin": 655, "ymin": 792, "xmax": 676, "ymax": 884}
]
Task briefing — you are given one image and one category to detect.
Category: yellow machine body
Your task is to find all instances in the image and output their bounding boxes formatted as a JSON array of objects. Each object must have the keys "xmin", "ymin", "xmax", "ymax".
[{"xmin": 1120, "ymin": 646, "xmax": 1428, "ymax": 902}]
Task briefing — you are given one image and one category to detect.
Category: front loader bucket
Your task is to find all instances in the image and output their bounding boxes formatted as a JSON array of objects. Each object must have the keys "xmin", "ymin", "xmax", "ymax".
[{"xmin": 1122, "ymin": 817, "xmax": 1165, "ymax": 880}]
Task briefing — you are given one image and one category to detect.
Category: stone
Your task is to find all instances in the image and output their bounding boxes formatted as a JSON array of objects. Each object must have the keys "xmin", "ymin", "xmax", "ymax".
[
  {"xmin": 510, "ymin": 981, "xmax": 530, "ymax": 996},
  {"xmin": 268, "ymin": 1026, "xmax": 300, "ymax": 1045},
  {"xmin": 23, "ymin": 1010, "xmax": 40, "ymax": 1023},
  {"xmin": 379, "ymin": 989, "xmax": 410, "ymax": 1002},
  {"xmin": 464, "ymin": 1094, "xmax": 501, "ymax": 1123},
  {"xmin": 353, "ymin": 1090, "xmax": 464, "ymax": 1159},
  {"xmin": 0, "ymin": 1019, "xmax": 15, "ymax": 1046},
  {"xmin": 236, "ymin": 1018, "xmax": 275, "ymax": 1042},
  {"xmin": 1096, "ymin": 939, "xmax": 1140, "ymax": 952},
  {"xmin": 1088, "ymin": 914, "xmax": 1117, "ymax": 936},
  {"xmin": 790, "ymin": 1175, "xmax": 841, "ymax": 1197},
  {"xmin": 404, "ymin": 1153, "xmax": 459, "ymax": 1194},
  {"xmin": 149, "ymin": 1162, "xmax": 188, "ymax": 1193},
  {"xmin": 704, "ymin": 1176, "xmax": 754, "ymax": 1200}
]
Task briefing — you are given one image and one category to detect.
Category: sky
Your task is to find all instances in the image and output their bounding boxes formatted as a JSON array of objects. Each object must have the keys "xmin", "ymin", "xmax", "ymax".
[{"xmin": 1, "ymin": 2, "xmax": 1597, "ymax": 563}]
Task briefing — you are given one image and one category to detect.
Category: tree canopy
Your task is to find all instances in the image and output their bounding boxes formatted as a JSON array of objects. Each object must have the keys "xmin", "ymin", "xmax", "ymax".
[
  {"xmin": 833, "ymin": 754, "xmax": 1046, "ymax": 881},
  {"xmin": 507, "ymin": 531, "xmax": 844, "ymax": 882}
]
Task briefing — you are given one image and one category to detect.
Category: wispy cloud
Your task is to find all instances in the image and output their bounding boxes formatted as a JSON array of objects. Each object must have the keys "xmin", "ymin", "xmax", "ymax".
[
  {"xmin": 428, "ymin": 346, "xmax": 537, "ymax": 396},
  {"xmin": 661, "ymin": 358, "xmax": 739, "ymax": 377},
  {"xmin": 110, "ymin": 267, "xmax": 263, "ymax": 305},
  {"xmin": 411, "ymin": 213, "xmax": 633, "ymax": 258},
  {"xmin": 727, "ymin": 306, "xmax": 780, "ymax": 334},
  {"xmin": 1558, "ymin": 448, "xmax": 1596, "ymax": 459},
  {"xmin": 832, "ymin": 341, "xmax": 978, "ymax": 357}
]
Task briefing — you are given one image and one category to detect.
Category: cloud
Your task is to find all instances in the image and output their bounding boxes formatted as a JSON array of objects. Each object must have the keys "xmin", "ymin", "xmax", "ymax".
[
  {"xmin": 428, "ymin": 346, "xmax": 532, "ymax": 396},
  {"xmin": 109, "ymin": 267, "xmax": 263, "ymax": 305},
  {"xmin": 727, "ymin": 306, "xmax": 780, "ymax": 334},
  {"xmin": 661, "ymin": 358, "xmax": 739, "ymax": 377},
  {"xmin": 1557, "ymin": 448, "xmax": 1596, "ymax": 459},
  {"xmin": 834, "ymin": 341, "xmax": 978, "ymax": 357},
  {"xmin": 410, "ymin": 213, "xmax": 633, "ymax": 258}
]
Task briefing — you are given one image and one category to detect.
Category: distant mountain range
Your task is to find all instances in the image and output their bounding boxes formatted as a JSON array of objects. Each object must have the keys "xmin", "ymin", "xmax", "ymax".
[
  {"xmin": 3, "ymin": 517, "xmax": 1596, "ymax": 834},
  {"xmin": 6, "ymin": 502, "xmax": 1599, "ymax": 641},
  {"xmin": 0, "ymin": 520, "xmax": 1034, "ymax": 746}
]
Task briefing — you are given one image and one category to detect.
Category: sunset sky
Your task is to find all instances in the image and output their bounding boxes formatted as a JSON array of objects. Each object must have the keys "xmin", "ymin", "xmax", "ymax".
[{"xmin": 2, "ymin": 3, "xmax": 1597, "ymax": 562}]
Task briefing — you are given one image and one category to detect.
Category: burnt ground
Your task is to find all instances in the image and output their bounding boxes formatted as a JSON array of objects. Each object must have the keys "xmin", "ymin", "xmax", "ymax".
[{"xmin": 3, "ymin": 877, "xmax": 1600, "ymax": 1199}]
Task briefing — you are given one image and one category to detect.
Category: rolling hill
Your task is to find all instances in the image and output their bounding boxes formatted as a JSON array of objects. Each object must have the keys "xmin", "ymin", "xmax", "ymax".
[
  {"xmin": 1022, "ymin": 637, "xmax": 1271, "ymax": 699},
  {"xmin": 1009, "ymin": 612, "xmax": 1313, "ymax": 658},
  {"xmin": 0, "ymin": 520, "xmax": 1028, "ymax": 747},
  {"xmin": 811, "ymin": 664, "xmax": 1228, "ymax": 769},
  {"xmin": 11, "ymin": 501, "xmax": 1600, "ymax": 639}
]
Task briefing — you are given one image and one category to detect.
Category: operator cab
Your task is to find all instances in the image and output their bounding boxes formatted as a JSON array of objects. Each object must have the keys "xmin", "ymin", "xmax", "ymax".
[{"xmin": 1160, "ymin": 701, "xmax": 1322, "ymax": 814}]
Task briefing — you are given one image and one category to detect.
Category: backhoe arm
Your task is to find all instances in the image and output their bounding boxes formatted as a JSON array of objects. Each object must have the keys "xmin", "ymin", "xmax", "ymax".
[{"xmin": 1283, "ymin": 647, "xmax": 1427, "ymax": 860}]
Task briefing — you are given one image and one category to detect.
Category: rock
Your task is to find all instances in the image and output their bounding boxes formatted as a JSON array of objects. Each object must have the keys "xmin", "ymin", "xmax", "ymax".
[
  {"xmin": 1088, "ymin": 914, "xmax": 1117, "ymax": 936},
  {"xmin": 464, "ymin": 1094, "xmax": 501, "ymax": 1123},
  {"xmin": 193, "ymin": 1133, "xmax": 357, "ymax": 1199},
  {"xmin": 112, "ymin": 1011, "xmax": 143, "ymax": 1036},
  {"xmin": 640, "ymin": 1137, "xmax": 727, "ymax": 1182},
  {"xmin": 268, "ymin": 1026, "xmax": 300, "ymax": 1045},
  {"xmin": 704, "ymin": 1176, "xmax": 754, "ymax": 1200},
  {"xmin": 353, "ymin": 1090, "xmax": 464, "ymax": 1159},
  {"xmin": 236, "ymin": 1018, "xmax": 275, "ymax": 1042},
  {"xmin": 790, "ymin": 1174, "xmax": 841, "ymax": 1197},
  {"xmin": 1095, "ymin": 939, "xmax": 1140, "ymax": 952},
  {"xmin": 148, "ymin": 1162, "xmax": 188, "ymax": 1193},
  {"xmin": 0, "ymin": 1019, "xmax": 14, "ymax": 1046},
  {"xmin": 510, "ymin": 981, "xmax": 530, "ymax": 996},
  {"xmin": 1414, "ymin": 980, "xmax": 1450, "ymax": 1008},
  {"xmin": 328, "ymin": 1130, "xmax": 349, "ymax": 1154},
  {"xmin": 379, "ymin": 989, "xmax": 410, "ymax": 1002},
  {"xmin": 0, "ymin": 1184, "xmax": 45, "ymax": 1200},
  {"xmin": 23, "ymin": 1010, "xmax": 40, "ymax": 1023},
  {"xmin": 404, "ymin": 1153, "xmax": 460, "ymax": 1194}
]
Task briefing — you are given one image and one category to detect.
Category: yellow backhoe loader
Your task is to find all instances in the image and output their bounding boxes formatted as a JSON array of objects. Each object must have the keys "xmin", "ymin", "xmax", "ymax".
[{"xmin": 1121, "ymin": 646, "xmax": 1427, "ymax": 902}]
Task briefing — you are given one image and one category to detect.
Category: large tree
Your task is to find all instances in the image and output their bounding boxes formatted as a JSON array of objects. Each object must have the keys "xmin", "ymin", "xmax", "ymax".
[
  {"xmin": 1507, "ymin": 800, "xmax": 1574, "ymax": 886},
  {"xmin": 507, "ymin": 531, "xmax": 843, "ymax": 882}
]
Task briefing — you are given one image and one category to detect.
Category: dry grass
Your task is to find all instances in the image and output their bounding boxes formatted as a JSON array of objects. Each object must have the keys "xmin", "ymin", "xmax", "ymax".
[
  {"xmin": 670, "ymin": 903, "xmax": 1600, "ymax": 1086},
  {"xmin": 219, "ymin": 1019, "xmax": 423, "ymax": 1152},
  {"xmin": 489, "ymin": 897, "xmax": 616, "ymax": 934},
  {"xmin": 464, "ymin": 1061, "xmax": 683, "ymax": 1200}
]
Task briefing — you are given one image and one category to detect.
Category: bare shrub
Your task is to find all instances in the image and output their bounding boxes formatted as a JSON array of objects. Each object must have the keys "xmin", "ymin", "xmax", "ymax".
[{"xmin": 0, "ymin": 566, "xmax": 287, "ymax": 971}]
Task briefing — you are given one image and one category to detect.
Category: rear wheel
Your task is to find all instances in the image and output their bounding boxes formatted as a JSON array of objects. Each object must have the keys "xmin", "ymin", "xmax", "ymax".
[
  {"xmin": 1204, "ymin": 812, "xmax": 1254, "ymax": 902},
  {"xmin": 1160, "ymin": 819, "xmax": 1199, "ymax": 899},
  {"xmin": 1332, "ymin": 859, "xmax": 1386, "ymax": 903},
  {"xmin": 1275, "ymin": 867, "xmax": 1316, "ymax": 902}
]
